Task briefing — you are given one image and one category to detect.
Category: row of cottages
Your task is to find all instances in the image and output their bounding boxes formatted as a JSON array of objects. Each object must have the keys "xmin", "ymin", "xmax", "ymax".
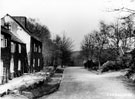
[
  {"xmin": 1, "ymin": 25, "xmax": 27, "ymax": 84},
  {"xmin": 0, "ymin": 14, "xmax": 43, "ymax": 84}
]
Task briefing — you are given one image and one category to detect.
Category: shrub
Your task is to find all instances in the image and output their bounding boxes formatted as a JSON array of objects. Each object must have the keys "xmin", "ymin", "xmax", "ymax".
[{"xmin": 100, "ymin": 60, "xmax": 123, "ymax": 72}]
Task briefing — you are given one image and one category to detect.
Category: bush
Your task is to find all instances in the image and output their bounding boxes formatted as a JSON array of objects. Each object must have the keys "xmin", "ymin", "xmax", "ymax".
[
  {"xmin": 100, "ymin": 60, "xmax": 123, "ymax": 72},
  {"xmin": 126, "ymin": 57, "xmax": 135, "ymax": 78},
  {"xmin": 100, "ymin": 61, "xmax": 115, "ymax": 72}
]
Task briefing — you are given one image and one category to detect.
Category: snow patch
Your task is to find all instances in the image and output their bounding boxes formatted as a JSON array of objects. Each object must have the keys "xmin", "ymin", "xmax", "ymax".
[{"xmin": 0, "ymin": 72, "xmax": 47, "ymax": 95}]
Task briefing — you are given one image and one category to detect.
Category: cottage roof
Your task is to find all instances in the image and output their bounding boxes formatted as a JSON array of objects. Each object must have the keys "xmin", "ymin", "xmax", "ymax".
[
  {"xmin": 10, "ymin": 32, "xmax": 24, "ymax": 44},
  {"xmin": 5, "ymin": 14, "xmax": 41, "ymax": 42}
]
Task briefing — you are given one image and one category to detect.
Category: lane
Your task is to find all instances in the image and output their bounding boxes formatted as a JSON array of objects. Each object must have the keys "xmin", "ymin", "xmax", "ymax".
[{"xmin": 39, "ymin": 67, "xmax": 135, "ymax": 99}]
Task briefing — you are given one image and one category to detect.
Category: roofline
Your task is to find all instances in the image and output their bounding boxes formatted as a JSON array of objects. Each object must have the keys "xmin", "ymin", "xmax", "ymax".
[
  {"xmin": 11, "ymin": 40, "xmax": 26, "ymax": 45},
  {"xmin": 5, "ymin": 14, "xmax": 41, "ymax": 42}
]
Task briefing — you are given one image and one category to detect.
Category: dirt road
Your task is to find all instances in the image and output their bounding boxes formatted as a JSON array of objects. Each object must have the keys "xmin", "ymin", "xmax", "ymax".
[{"xmin": 39, "ymin": 67, "xmax": 135, "ymax": 99}]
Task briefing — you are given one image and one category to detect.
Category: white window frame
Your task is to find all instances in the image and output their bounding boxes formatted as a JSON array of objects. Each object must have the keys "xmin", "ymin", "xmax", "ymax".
[
  {"xmin": 35, "ymin": 46, "xmax": 37, "ymax": 52},
  {"xmin": 18, "ymin": 44, "xmax": 21, "ymax": 53},
  {"xmin": 33, "ymin": 59, "xmax": 35, "ymax": 67},
  {"xmin": 38, "ymin": 58, "xmax": 40, "ymax": 66},
  {"xmin": 10, "ymin": 56, "xmax": 14, "ymax": 73},
  {"xmin": 38, "ymin": 46, "xmax": 41, "ymax": 53},
  {"xmin": 11, "ymin": 42, "xmax": 15, "ymax": 53},
  {"xmin": 1, "ymin": 34, "xmax": 7, "ymax": 48},
  {"xmin": 18, "ymin": 60, "xmax": 21, "ymax": 71},
  {"xmin": 34, "ymin": 43, "xmax": 36, "ymax": 52},
  {"xmin": 33, "ymin": 44, "xmax": 35, "ymax": 52},
  {"xmin": 1, "ymin": 34, "xmax": 4, "ymax": 48}
]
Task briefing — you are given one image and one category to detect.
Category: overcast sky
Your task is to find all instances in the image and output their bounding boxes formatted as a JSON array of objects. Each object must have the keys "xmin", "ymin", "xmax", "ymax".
[{"xmin": 1, "ymin": 0, "xmax": 135, "ymax": 50}]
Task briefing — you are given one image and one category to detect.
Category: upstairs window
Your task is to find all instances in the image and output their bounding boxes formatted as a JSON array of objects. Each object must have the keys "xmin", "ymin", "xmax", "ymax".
[
  {"xmin": 34, "ymin": 43, "xmax": 37, "ymax": 52},
  {"xmin": 1, "ymin": 34, "xmax": 4, "ymax": 47},
  {"xmin": 33, "ymin": 44, "xmax": 35, "ymax": 52},
  {"xmin": 1, "ymin": 34, "xmax": 7, "ymax": 48},
  {"xmin": 38, "ymin": 58, "xmax": 40, "ymax": 66},
  {"xmin": 33, "ymin": 59, "xmax": 35, "ymax": 67},
  {"xmin": 35, "ymin": 46, "xmax": 37, "ymax": 52},
  {"xmin": 11, "ymin": 42, "xmax": 15, "ymax": 53},
  {"xmin": 18, "ymin": 44, "xmax": 21, "ymax": 53},
  {"xmin": 18, "ymin": 60, "xmax": 21, "ymax": 71},
  {"xmin": 38, "ymin": 46, "xmax": 41, "ymax": 53}
]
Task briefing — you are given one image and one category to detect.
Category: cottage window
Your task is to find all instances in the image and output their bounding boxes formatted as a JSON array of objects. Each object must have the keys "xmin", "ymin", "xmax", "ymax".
[
  {"xmin": 18, "ymin": 60, "xmax": 21, "ymax": 71},
  {"xmin": 33, "ymin": 59, "xmax": 35, "ymax": 67},
  {"xmin": 1, "ymin": 34, "xmax": 4, "ymax": 48},
  {"xmin": 34, "ymin": 44, "xmax": 37, "ymax": 52},
  {"xmin": 38, "ymin": 46, "xmax": 41, "ymax": 53},
  {"xmin": 34, "ymin": 44, "xmax": 35, "ymax": 52},
  {"xmin": 5, "ymin": 39, "xmax": 7, "ymax": 47},
  {"xmin": 35, "ymin": 46, "xmax": 37, "ymax": 52},
  {"xmin": 10, "ymin": 56, "xmax": 14, "ymax": 73},
  {"xmin": 38, "ymin": 59, "xmax": 40, "ymax": 66},
  {"xmin": 11, "ymin": 42, "xmax": 15, "ymax": 53},
  {"xmin": 18, "ymin": 44, "xmax": 21, "ymax": 53},
  {"xmin": 33, "ymin": 44, "xmax": 35, "ymax": 52},
  {"xmin": 1, "ymin": 34, "xmax": 7, "ymax": 48},
  {"xmin": 35, "ymin": 46, "xmax": 38, "ymax": 52}
]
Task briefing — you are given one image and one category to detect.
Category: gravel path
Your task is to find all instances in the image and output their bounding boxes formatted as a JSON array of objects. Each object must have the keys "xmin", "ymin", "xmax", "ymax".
[{"xmin": 39, "ymin": 67, "xmax": 135, "ymax": 99}]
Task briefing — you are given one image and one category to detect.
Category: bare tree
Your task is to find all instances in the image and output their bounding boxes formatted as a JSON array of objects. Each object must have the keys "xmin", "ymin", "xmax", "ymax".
[
  {"xmin": 108, "ymin": 16, "xmax": 135, "ymax": 55},
  {"xmin": 53, "ymin": 34, "xmax": 74, "ymax": 67},
  {"xmin": 121, "ymin": 16, "xmax": 135, "ymax": 50},
  {"xmin": 52, "ymin": 35, "xmax": 62, "ymax": 66},
  {"xmin": 81, "ymin": 21, "xmax": 110, "ymax": 67},
  {"xmin": 60, "ymin": 34, "xmax": 74, "ymax": 67},
  {"xmin": 81, "ymin": 33, "xmax": 95, "ymax": 60},
  {"xmin": 94, "ymin": 21, "xmax": 110, "ymax": 67}
]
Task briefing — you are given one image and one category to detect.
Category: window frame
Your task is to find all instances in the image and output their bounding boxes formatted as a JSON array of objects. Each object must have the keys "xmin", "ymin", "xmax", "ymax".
[
  {"xmin": 11, "ymin": 42, "xmax": 15, "ymax": 53},
  {"xmin": 18, "ymin": 60, "xmax": 21, "ymax": 71},
  {"xmin": 33, "ymin": 59, "xmax": 35, "ymax": 67},
  {"xmin": 1, "ymin": 34, "xmax": 7, "ymax": 48},
  {"xmin": 18, "ymin": 44, "xmax": 21, "ymax": 53},
  {"xmin": 38, "ymin": 58, "xmax": 40, "ymax": 66},
  {"xmin": 38, "ymin": 46, "xmax": 41, "ymax": 53}
]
